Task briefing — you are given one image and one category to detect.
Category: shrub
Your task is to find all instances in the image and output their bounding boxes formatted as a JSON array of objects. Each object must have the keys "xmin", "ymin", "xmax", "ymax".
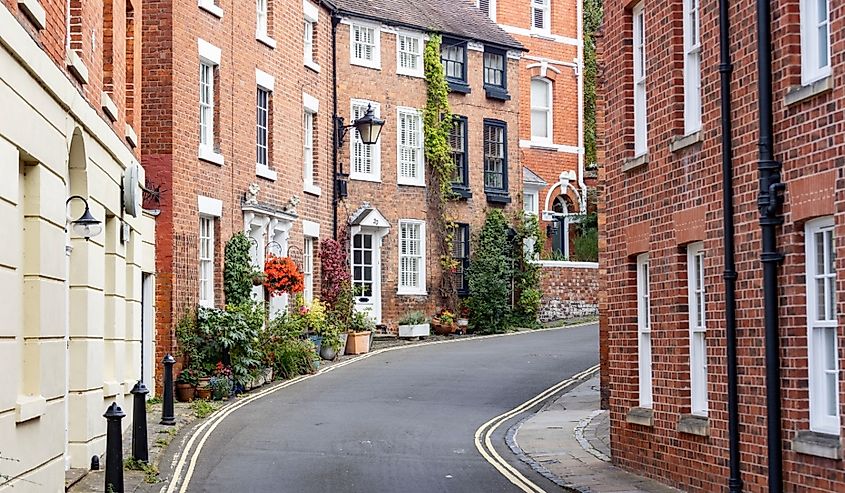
[
  {"xmin": 196, "ymin": 301, "xmax": 265, "ymax": 389},
  {"xmin": 466, "ymin": 210, "xmax": 513, "ymax": 334},
  {"xmin": 262, "ymin": 313, "xmax": 318, "ymax": 379},
  {"xmin": 224, "ymin": 232, "xmax": 255, "ymax": 306},
  {"xmin": 350, "ymin": 310, "xmax": 376, "ymax": 332}
]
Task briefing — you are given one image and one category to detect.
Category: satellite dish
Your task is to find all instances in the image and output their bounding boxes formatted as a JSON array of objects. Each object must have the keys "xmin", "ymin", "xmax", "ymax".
[{"xmin": 123, "ymin": 164, "xmax": 140, "ymax": 217}]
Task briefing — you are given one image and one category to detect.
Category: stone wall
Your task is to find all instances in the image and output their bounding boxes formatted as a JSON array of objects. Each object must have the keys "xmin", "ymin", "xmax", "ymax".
[{"xmin": 537, "ymin": 261, "xmax": 599, "ymax": 322}]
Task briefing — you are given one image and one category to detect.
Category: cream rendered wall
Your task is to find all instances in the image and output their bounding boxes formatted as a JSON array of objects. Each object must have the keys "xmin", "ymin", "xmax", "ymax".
[{"xmin": 0, "ymin": 5, "xmax": 156, "ymax": 491}]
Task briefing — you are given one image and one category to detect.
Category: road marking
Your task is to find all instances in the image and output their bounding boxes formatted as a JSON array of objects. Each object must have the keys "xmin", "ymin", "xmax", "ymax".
[
  {"xmin": 473, "ymin": 364, "xmax": 600, "ymax": 493},
  {"xmin": 164, "ymin": 322, "xmax": 597, "ymax": 492}
]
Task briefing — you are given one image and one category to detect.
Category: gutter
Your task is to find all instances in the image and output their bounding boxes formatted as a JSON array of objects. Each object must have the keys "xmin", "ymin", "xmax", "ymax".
[
  {"xmin": 717, "ymin": 0, "xmax": 742, "ymax": 490},
  {"xmin": 755, "ymin": 0, "xmax": 786, "ymax": 490}
]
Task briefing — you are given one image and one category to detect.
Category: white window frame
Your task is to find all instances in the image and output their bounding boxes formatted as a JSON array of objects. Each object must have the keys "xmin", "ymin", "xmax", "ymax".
[
  {"xmin": 800, "ymin": 0, "xmax": 832, "ymax": 86},
  {"xmin": 806, "ymin": 216, "xmax": 839, "ymax": 435},
  {"xmin": 198, "ymin": 0, "xmax": 223, "ymax": 18},
  {"xmin": 397, "ymin": 107, "xmax": 424, "ymax": 187},
  {"xmin": 350, "ymin": 22, "xmax": 381, "ymax": 70},
  {"xmin": 524, "ymin": 190, "xmax": 539, "ymax": 216},
  {"xmin": 687, "ymin": 242, "xmax": 708, "ymax": 416},
  {"xmin": 349, "ymin": 99, "xmax": 381, "ymax": 182},
  {"xmin": 531, "ymin": 0, "xmax": 550, "ymax": 33},
  {"xmin": 303, "ymin": 0, "xmax": 320, "ymax": 71},
  {"xmin": 530, "ymin": 77, "xmax": 553, "ymax": 144},
  {"xmin": 198, "ymin": 39, "xmax": 224, "ymax": 166},
  {"xmin": 199, "ymin": 215, "xmax": 215, "ymax": 308},
  {"xmin": 396, "ymin": 31, "xmax": 424, "ymax": 78},
  {"xmin": 302, "ymin": 92, "xmax": 321, "ymax": 195},
  {"xmin": 682, "ymin": 0, "xmax": 701, "ymax": 135},
  {"xmin": 477, "ymin": 0, "xmax": 496, "ymax": 21},
  {"xmin": 255, "ymin": 69, "xmax": 276, "ymax": 180},
  {"xmin": 303, "ymin": 236, "xmax": 315, "ymax": 303},
  {"xmin": 632, "ymin": 4, "xmax": 648, "ymax": 157},
  {"xmin": 637, "ymin": 253, "xmax": 653, "ymax": 408},
  {"xmin": 256, "ymin": 0, "xmax": 268, "ymax": 36},
  {"xmin": 398, "ymin": 220, "xmax": 426, "ymax": 295}
]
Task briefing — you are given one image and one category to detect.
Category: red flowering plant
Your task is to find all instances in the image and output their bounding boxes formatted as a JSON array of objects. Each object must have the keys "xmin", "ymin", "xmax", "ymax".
[{"xmin": 263, "ymin": 254, "xmax": 304, "ymax": 297}]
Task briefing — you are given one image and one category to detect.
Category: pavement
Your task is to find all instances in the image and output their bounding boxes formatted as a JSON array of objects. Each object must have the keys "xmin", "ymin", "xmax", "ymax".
[
  {"xmin": 162, "ymin": 324, "xmax": 599, "ymax": 492},
  {"xmin": 512, "ymin": 376, "xmax": 682, "ymax": 493}
]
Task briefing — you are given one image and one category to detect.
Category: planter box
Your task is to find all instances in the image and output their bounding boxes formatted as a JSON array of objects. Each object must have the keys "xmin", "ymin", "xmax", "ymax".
[
  {"xmin": 399, "ymin": 323, "xmax": 430, "ymax": 338},
  {"xmin": 345, "ymin": 331, "xmax": 371, "ymax": 355}
]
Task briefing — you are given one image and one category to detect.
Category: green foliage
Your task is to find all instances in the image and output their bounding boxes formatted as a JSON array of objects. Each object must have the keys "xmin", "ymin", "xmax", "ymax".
[
  {"xmin": 466, "ymin": 210, "xmax": 514, "ymax": 334},
  {"xmin": 209, "ymin": 376, "xmax": 232, "ymax": 400},
  {"xmin": 584, "ymin": 0, "xmax": 604, "ymax": 166},
  {"xmin": 262, "ymin": 314, "xmax": 318, "ymax": 379},
  {"xmin": 175, "ymin": 310, "xmax": 200, "ymax": 367},
  {"xmin": 124, "ymin": 457, "xmax": 159, "ymax": 484},
  {"xmin": 398, "ymin": 311, "xmax": 428, "ymax": 326},
  {"xmin": 191, "ymin": 399, "xmax": 216, "ymax": 419},
  {"xmin": 350, "ymin": 310, "xmax": 376, "ymax": 333},
  {"xmin": 196, "ymin": 301, "xmax": 265, "ymax": 388},
  {"xmin": 510, "ymin": 213, "xmax": 542, "ymax": 328},
  {"xmin": 573, "ymin": 226, "xmax": 599, "ymax": 262},
  {"xmin": 224, "ymin": 232, "xmax": 256, "ymax": 306}
]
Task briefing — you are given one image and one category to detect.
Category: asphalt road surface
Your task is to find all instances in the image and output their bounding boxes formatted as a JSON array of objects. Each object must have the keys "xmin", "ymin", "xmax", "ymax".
[{"xmin": 183, "ymin": 324, "xmax": 598, "ymax": 492}]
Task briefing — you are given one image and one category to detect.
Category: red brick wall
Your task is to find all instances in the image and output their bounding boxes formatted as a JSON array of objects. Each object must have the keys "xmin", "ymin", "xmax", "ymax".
[
  {"xmin": 142, "ymin": 0, "xmax": 335, "ymax": 388},
  {"xmin": 601, "ymin": 0, "xmax": 845, "ymax": 491},
  {"xmin": 3, "ymin": 0, "xmax": 142, "ymax": 146},
  {"xmin": 537, "ymin": 262, "xmax": 599, "ymax": 322},
  {"xmin": 335, "ymin": 20, "xmax": 522, "ymax": 329}
]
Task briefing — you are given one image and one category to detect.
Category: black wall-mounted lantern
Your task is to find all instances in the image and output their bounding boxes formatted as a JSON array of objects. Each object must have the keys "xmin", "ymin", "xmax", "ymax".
[
  {"xmin": 334, "ymin": 104, "xmax": 385, "ymax": 148},
  {"xmin": 66, "ymin": 195, "xmax": 103, "ymax": 240}
]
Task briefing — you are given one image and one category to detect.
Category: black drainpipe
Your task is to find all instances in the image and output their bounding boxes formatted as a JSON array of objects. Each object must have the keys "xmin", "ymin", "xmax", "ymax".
[
  {"xmin": 755, "ymin": 0, "xmax": 786, "ymax": 491},
  {"xmin": 717, "ymin": 0, "xmax": 741, "ymax": 491},
  {"xmin": 331, "ymin": 12, "xmax": 340, "ymax": 240}
]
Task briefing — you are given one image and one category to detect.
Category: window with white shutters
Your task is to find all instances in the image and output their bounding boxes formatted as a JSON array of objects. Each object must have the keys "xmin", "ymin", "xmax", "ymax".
[
  {"xmin": 806, "ymin": 216, "xmax": 839, "ymax": 435},
  {"xmin": 397, "ymin": 108, "xmax": 423, "ymax": 186},
  {"xmin": 632, "ymin": 3, "xmax": 648, "ymax": 156},
  {"xmin": 637, "ymin": 253, "xmax": 653, "ymax": 408},
  {"xmin": 350, "ymin": 100, "xmax": 381, "ymax": 181},
  {"xmin": 800, "ymin": 0, "xmax": 831, "ymax": 85},
  {"xmin": 397, "ymin": 33, "xmax": 423, "ymax": 77},
  {"xmin": 199, "ymin": 216, "xmax": 215, "ymax": 307},
  {"xmin": 687, "ymin": 242, "xmax": 708, "ymax": 416},
  {"xmin": 398, "ymin": 220, "xmax": 426, "ymax": 294},
  {"xmin": 351, "ymin": 23, "xmax": 380, "ymax": 68},
  {"xmin": 531, "ymin": 0, "xmax": 549, "ymax": 32},
  {"xmin": 683, "ymin": 0, "xmax": 701, "ymax": 134}
]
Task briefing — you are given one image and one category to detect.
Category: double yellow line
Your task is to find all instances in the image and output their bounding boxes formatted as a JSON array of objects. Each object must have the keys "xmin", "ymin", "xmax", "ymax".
[{"xmin": 473, "ymin": 364, "xmax": 600, "ymax": 493}]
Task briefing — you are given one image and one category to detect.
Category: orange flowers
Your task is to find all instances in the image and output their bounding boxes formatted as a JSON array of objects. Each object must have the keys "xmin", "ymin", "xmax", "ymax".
[{"xmin": 264, "ymin": 254, "xmax": 304, "ymax": 297}]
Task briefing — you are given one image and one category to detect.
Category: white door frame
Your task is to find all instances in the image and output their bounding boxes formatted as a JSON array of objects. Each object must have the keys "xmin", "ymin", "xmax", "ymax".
[
  {"xmin": 141, "ymin": 273, "xmax": 155, "ymax": 393},
  {"xmin": 351, "ymin": 227, "xmax": 389, "ymax": 324}
]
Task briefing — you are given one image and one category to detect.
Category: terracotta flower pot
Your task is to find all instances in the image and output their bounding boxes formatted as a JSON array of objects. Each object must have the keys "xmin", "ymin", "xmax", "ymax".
[
  {"xmin": 345, "ymin": 331, "xmax": 371, "ymax": 355},
  {"xmin": 195, "ymin": 386, "xmax": 212, "ymax": 400},
  {"xmin": 175, "ymin": 383, "xmax": 195, "ymax": 402}
]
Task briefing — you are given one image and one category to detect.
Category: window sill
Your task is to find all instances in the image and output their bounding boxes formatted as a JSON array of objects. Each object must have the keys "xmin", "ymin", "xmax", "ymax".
[
  {"xmin": 101, "ymin": 91, "xmax": 118, "ymax": 122},
  {"xmin": 397, "ymin": 69, "xmax": 424, "ymax": 79},
  {"xmin": 451, "ymin": 184, "xmax": 472, "ymax": 199},
  {"xmin": 15, "ymin": 394, "xmax": 46, "ymax": 423},
  {"xmin": 18, "ymin": 0, "xmax": 46, "ymax": 30},
  {"xmin": 529, "ymin": 29, "xmax": 553, "ymax": 40},
  {"xmin": 199, "ymin": 147, "xmax": 224, "ymax": 166},
  {"xmin": 622, "ymin": 153, "xmax": 649, "ymax": 172},
  {"xmin": 256, "ymin": 33, "xmax": 277, "ymax": 49},
  {"xmin": 785, "ymin": 75, "xmax": 833, "ymax": 106},
  {"xmin": 305, "ymin": 60, "xmax": 321, "ymax": 73},
  {"xmin": 397, "ymin": 289, "xmax": 427, "ymax": 296},
  {"xmin": 626, "ymin": 406, "xmax": 654, "ymax": 427},
  {"xmin": 792, "ymin": 430, "xmax": 842, "ymax": 460},
  {"xmin": 304, "ymin": 184, "xmax": 322, "ymax": 196},
  {"xmin": 198, "ymin": 299, "xmax": 214, "ymax": 309},
  {"xmin": 669, "ymin": 131, "xmax": 702, "ymax": 153},
  {"xmin": 398, "ymin": 180, "xmax": 425, "ymax": 188},
  {"xmin": 677, "ymin": 413, "xmax": 710, "ymax": 436},
  {"xmin": 484, "ymin": 85, "xmax": 510, "ymax": 101},
  {"xmin": 125, "ymin": 124, "xmax": 138, "ymax": 148},
  {"xmin": 485, "ymin": 190, "xmax": 511, "ymax": 204},
  {"xmin": 256, "ymin": 164, "xmax": 277, "ymax": 181},
  {"xmin": 349, "ymin": 174, "xmax": 381, "ymax": 183},
  {"xmin": 447, "ymin": 80, "xmax": 471, "ymax": 94},
  {"xmin": 66, "ymin": 50, "xmax": 89, "ymax": 84},
  {"xmin": 350, "ymin": 59, "xmax": 381, "ymax": 71},
  {"xmin": 198, "ymin": 1, "xmax": 223, "ymax": 18}
]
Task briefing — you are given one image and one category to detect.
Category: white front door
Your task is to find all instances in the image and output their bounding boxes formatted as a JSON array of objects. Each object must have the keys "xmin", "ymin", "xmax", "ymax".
[{"xmin": 352, "ymin": 233, "xmax": 381, "ymax": 323}]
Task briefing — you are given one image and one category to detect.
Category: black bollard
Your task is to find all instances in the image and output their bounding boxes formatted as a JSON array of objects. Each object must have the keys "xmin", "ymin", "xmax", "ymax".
[
  {"xmin": 130, "ymin": 381, "xmax": 149, "ymax": 462},
  {"xmin": 103, "ymin": 402, "xmax": 126, "ymax": 493},
  {"xmin": 160, "ymin": 354, "xmax": 176, "ymax": 425}
]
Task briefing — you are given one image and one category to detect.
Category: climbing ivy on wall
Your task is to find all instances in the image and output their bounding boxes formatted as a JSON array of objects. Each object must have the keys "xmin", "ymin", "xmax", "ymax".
[
  {"xmin": 224, "ymin": 232, "xmax": 255, "ymax": 306},
  {"xmin": 423, "ymin": 33, "xmax": 459, "ymax": 305},
  {"xmin": 583, "ymin": 0, "xmax": 603, "ymax": 167}
]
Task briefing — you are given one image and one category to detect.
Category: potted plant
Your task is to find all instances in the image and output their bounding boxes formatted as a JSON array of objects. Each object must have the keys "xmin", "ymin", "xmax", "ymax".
[
  {"xmin": 251, "ymin": 270, "xmax": 266, "ymax": 286},
  {"xmin": 263, "ymin": 253, "xmax": 304, "ymax": 297},
  {"xmin": 175, "ymin": 368, "xmax": 198, "ymax": 402},
  {"xmin": 456, "ymin": 304, "xmax": 469, "ymax": 335},
  {"xmin": 398, "ymin": 311, "xmax": 430, "ymax": 338},
  {"xmin": 195, "ymin": 369, "xmax": 213, "ymax": 400},
  {"xmin": 317, "ymin": 320, "xmax": 343, "ymax": 360},
  {"xmin": 209, "ymin": 375, "xmax": 233, "ymax": 400},
  {"xmin": 346, "ymin": 311, "xmax": 375, "ymax": 355},
  {"xmin": 432, "ymin": 308, "xmax": 457, "ymax": 335}
]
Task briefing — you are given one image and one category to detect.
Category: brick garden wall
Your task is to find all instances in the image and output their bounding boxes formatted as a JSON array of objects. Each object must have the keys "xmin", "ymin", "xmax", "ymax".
[{"xmin": 537, "ymin": 261, "xmax": 599, "ymax": 322}]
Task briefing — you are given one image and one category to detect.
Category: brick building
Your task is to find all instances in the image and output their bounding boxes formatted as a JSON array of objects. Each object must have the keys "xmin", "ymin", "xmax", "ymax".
[
  {"xmin": 484, "ymin": 0, "xmax": 586, "ymax": 257},
  {"xmin": 142, "ymin": 0, "xmax": 335, "ymax": 386},
  {"xmin": 333, "ymin": 0, "xmax": 524, "ymax": 327},
  {"xmin": 601, "ymin": 0, "xmax": 844, "ymax": 491},
  {"xmin": 1, "ymin": 0, "xmax": 156, "ymax": 488}
]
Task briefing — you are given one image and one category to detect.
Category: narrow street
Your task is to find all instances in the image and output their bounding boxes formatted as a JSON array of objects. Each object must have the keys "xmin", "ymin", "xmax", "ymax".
[{"xmin": 174, "ymin": 324, "xmax": 598, "ymax": 492}]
